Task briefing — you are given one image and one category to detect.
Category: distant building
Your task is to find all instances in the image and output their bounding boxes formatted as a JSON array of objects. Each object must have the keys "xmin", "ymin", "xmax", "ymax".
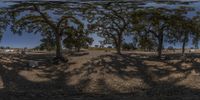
[{"xmin": 0, "ymin": 48, "xmax": 27, "ymax": 53}]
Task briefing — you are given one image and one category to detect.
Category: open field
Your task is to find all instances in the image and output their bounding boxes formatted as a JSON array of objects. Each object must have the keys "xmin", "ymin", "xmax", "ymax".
[{"xmin": 0, "ymin": 50, "xmax": 200, "ymax": 100}]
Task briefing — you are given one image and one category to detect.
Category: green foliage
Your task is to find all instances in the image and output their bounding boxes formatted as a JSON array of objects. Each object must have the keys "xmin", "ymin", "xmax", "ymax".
[
  {"xmin": 167, "ymin": 8, "xmax": 194, "ymax": 43},
  {"xmin": 192, "ymin": 12, "xmax": 200, "ymax": 49},
  {"xmin": 35, "ymin": 32, "xmax": 56, "ymax": 51},
  {"xmin": 131, "ymin": 6, "xmax": 196, "ymax": 56},
  {"xmin": 166, "ymin": 6, "xmax": 195, "ymax": 55},
  {"xmin": 131, "ymin": 8, "xmax": 172, "ymax": 55},
  {"xmin": 8, "ymin": 2, "xmax": 83, "ymax": 35},
  {"xmin": 63, "ymin": 26, "xmax": 93, "ymax": 51},
  {"xmin": 1, "ymin": 1, "xmax": 200, "ymax": 56},
  {"xmin": 5, "ymin": 46, "xmax": 10, "ymax": 49},
  {"xmin": 138, "ymin": 36, "xmax": 157, "ymax": 51},
  {"xmin": 6, "ymin": 2, "xmax": 84, "ymax": 58},
  {"xmin": 86, "ymin": 2, "xmax": 135, "ymax": 54},
  {"xmin": 122, "ymin": 42, "xmax": 136, "ymax": 51},
  {"xmin": 0, "ymin": 8, "xmax": 9, "ymax": 41}
]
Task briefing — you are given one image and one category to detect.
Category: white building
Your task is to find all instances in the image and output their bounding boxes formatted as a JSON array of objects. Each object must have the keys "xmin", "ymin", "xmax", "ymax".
[{"xmin": 4, "ymin": 49, "xmax": 14, "ymax": 52}]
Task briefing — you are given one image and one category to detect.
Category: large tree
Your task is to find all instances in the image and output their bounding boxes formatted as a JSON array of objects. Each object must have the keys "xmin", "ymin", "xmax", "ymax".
[
  {"xmin": 167, "ymin": 7, "xmax": 195, "ymax": 56},
  {"xmin": 169, "ymin": 17, "xmax": 193, "ymax": 56},
  {"xmin": 131, "ymin": 8, "xmax": 172, "ymax": 58},
  {"xmin": 87, "ymin": 2, "xmax": 134, "ymax": 54},
  {"xmin": 147, "ymin": 8, "xmax": 172, "ymax": 58},
  {"xmin": 7, "ymin": 2, "xmax": 82, "ymax": 61}
]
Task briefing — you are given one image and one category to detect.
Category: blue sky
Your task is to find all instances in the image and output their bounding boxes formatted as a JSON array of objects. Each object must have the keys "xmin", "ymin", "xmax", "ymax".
[
  {"xmin": 0, "ymin": 29, "xmax": 42, "ymax": 48},
  {"xmin": 0, "ymin": 1, "xmax": 200, "ymax": 48},
  {"xmin": 0, "ymin": 2, "xmax": 41, "ymax": 48}
]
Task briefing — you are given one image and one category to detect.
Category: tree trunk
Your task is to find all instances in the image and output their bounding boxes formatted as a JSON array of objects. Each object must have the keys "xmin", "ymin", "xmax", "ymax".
[
  {"xmin": 182, "ymin": 42, "xmax": 186, "ymax": 56},
  {"xmin": 182, "ymin": 34, "xmax": 187, "ymax": 56},
  {"xmin": 116, "ymin": 34, "xmax": 122, "ymax": 54},
  {"xmin": 157, "ymin": 33, "xmax": 163, "ymax": 59},
  {"xmin": 76, "ymin": 46, "xmax": 81, "ymax": 52},
  {"xmin": 55, "ymin": 32, "xmax": 62, "ymax": 58},
  {"xmin": 53, "ymin": 32, "xmax": 68, "ymax": 64},
  {"xmin": 116, "ymin": 45, "xmax": 121, "ymax": 54}
]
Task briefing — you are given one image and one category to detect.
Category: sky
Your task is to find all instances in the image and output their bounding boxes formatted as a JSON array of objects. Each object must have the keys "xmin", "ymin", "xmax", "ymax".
[{"xmin": 0, "ymin": 1, "xmax": 200, "ymax": 49}]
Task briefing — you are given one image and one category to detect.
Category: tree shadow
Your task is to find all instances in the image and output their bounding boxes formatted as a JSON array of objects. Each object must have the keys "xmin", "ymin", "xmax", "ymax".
[
  {"xmin": 70, "ymin": 53, "xmax": 200, "ymax": 99},
  {"xmin": 70, "ymin": 51, "xmax": 89, "ymax": 57},
  {"xmin": 0, "ymin": 53, "xmax": 200, "ymax": 99},
  {"xmin": 0, "ymin": 53, "xmax": 83, "ymax": 99}
]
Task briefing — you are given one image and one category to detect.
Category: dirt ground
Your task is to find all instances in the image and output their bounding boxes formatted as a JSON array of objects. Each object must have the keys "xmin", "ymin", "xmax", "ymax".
[{"xmin": 0, "ymin": 50, "xmax": 200, "ymax": 100}]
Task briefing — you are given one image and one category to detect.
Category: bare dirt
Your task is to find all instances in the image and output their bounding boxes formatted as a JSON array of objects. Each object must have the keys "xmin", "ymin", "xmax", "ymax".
[{"xmin": 0, "ymin": 50, "xmax": 200, "ymax": 100}]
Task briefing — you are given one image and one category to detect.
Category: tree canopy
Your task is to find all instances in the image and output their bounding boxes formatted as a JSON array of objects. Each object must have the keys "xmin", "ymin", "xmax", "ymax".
[
  {"xmin": 0, "ymin": 1, "xmax": 200, "ymax": 59},
  {"xmin": 6, "ymin": 1, "xmax": 84, "ymax": 62}
]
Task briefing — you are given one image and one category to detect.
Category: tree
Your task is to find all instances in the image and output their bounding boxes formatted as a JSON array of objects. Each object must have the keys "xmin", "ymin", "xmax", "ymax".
[
  {"xmin": 176, "ymin": 19, "xmax": 193, "ymax": 56},
  {"xmin": 132, "ymin": 8, "xmax": 171, "ymax": 58},
  {"xmin": 5, "ymin": 46, "xmax": 10, "ymax": 49},
  {"xmin": 146, "ymin": 8, "xmax": 172, "ymax": 58},
  {"xmin": 63, "ymin": 26, "xmax": 93, "ymax": 52},
  {"xmin": 168, "ymin": 7, "xmax": 194, "ymax": 56},
  {"xmin": 0, "ymin": 46, "xmax": 4, "ymax": 49},
  {"xmin": 36, "ymin": 32, "xmax": 56, "ymax": 51},
  {"xmin": 132, "ymin": 8, "xmax": 173, "ymax": 58},
  {"xmin": 87, "ymin": 2, "xmax": 133, "ymax": 54},
  {"xmin": 137, "ymin": 35, "xmax": 157, "ymax": 51},
  {"xmin": 122, "ymin": 42, "xmax": 136, "ymax": 51},
  {"xmin": 0, "ymin": 8, "xmax": 9, "ymax": 42},
  {"xmin": 192, "ymin": 12, "xmax": 200, "ymax": 49},
  {"xmin": 7, "ymin": 2, "xmax": 83, "ymax": 62},
  {"xmin": 131, "ymin": 9, "xmax": 157, "ymax": 52}
]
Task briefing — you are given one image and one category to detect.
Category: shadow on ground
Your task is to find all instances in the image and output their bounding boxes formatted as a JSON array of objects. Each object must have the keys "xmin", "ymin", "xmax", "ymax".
[{"xmin": 0, "ymin": 53, "xmax": 200, "ymax": 100}]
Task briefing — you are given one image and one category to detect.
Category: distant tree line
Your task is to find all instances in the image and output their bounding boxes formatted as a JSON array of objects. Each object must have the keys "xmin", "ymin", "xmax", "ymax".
[{"xmin": 0, "ymin": 46, "xmax": 11, "ymax": 49}]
